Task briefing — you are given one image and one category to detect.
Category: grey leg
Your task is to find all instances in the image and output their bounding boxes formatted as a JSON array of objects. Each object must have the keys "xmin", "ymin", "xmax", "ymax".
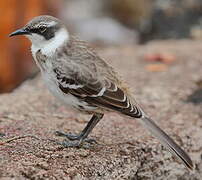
[{"xmin": 55, "ymin": 113, "xmax": 104, "ymax": 147}]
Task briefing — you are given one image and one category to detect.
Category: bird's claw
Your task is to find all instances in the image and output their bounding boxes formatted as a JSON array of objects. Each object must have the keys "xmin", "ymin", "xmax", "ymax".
[{"xmin": 55, "ymin": 131, "xmax": 97, "ymax": 148}]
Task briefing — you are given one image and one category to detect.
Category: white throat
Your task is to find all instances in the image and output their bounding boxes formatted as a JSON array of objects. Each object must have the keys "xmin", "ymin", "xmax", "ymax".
[{"xmin": 30, "ymin": 28, "xmax": 69, "ymax": 57}]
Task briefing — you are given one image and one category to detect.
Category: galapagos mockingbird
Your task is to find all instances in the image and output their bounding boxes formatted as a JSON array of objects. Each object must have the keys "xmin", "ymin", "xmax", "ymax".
[{"xmin": 9, "ymin": 15, "xmax": 193, "ymax": 170}]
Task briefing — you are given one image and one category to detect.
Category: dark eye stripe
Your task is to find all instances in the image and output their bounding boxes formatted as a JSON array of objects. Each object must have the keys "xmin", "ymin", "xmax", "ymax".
[
  {"xmin": 29, "ymin": 28, "xmax": 41, "ymax": 34},
  {"xmin": 27, "ymin": 24, "xmax": 60, "ymax": 40}
]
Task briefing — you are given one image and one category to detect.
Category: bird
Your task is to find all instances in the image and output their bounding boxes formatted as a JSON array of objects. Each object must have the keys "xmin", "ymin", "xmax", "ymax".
[{"xmin": 9, "ymin": 15, "xmax": 193, "ymax": 170}]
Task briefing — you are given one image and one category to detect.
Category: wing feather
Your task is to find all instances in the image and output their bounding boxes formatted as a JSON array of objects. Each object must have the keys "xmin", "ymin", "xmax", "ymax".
[{"xmin": 56, "ymin": 70, "xmax": 142, "ymax": 118}]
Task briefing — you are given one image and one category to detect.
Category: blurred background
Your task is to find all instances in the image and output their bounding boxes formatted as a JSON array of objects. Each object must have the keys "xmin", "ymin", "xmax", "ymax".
[{"xmin": 1, "ymin": 0, "xmax": 202, "ymax": 93}]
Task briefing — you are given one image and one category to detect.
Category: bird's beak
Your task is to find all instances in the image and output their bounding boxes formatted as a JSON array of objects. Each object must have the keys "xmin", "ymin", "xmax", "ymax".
[{"xmin": 9, "ymin": 28, "xmax": 30, "ymax": 37}]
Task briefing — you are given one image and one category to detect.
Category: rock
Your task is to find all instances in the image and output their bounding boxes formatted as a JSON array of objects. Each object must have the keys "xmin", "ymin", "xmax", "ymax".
[{"xmin": 0, "ymin": 40, "xmax": 202, "ymax": 179}]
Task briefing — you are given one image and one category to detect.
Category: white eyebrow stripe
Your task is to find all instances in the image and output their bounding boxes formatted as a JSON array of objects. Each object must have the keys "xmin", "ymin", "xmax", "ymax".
[{"xmin": 47, "ymin": 21, "xmax": 57, "ymax": 27}]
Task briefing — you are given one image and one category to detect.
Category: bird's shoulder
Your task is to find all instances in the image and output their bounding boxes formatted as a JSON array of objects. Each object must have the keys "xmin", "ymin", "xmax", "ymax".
[
  {"xmin": 55, "ymin": 36, "xmax": 134, "ymax": 100},
  {"xmin": 54, "ymin": 36, "xmax": 124, "ymax": 86}
]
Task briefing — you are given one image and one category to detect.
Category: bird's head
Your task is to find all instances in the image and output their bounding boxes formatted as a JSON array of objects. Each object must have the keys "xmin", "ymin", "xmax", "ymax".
[{"xmin": 9, "ymin": 15, "xmax": 69, "ymax": 49}]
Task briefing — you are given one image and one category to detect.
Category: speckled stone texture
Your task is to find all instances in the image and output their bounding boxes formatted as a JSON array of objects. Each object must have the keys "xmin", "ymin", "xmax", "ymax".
[{"xmin": 0, "ymin": 40, "xmax": 202, "ymax": 179}]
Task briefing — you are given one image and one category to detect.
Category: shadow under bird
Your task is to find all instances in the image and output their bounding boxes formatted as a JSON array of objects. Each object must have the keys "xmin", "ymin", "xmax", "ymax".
[{"xmin": 9, "ymin": 15, "xmax": 193, "ymax": 170}]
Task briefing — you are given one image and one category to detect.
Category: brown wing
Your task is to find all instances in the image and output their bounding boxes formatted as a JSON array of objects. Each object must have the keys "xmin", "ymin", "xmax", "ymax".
[{"xmin": 55, "ymin": 68, "xmax": 142, "ymax": 118}]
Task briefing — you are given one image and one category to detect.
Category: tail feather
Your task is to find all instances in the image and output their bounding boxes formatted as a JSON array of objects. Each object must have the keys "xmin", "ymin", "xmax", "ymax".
[{"xmin": 140, "ymin": 116, "xmax": 193, "ymax": 170}]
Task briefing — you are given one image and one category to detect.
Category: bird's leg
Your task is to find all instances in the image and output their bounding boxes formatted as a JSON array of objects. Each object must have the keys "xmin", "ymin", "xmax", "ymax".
[{"xmin": 55, "ymin": 113, "xmax": 104, "ymax": 147}]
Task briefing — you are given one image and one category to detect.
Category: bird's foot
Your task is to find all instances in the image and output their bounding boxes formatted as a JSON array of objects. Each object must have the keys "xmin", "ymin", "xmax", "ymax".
[{"xmin": 55, "ymin": 131, "xmax": 97, "ymax": 148}]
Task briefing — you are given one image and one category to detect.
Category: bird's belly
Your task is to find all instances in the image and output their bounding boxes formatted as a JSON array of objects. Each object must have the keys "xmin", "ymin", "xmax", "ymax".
[{"xmin": 42, "ymin": 72, "xmax": 97, "ymax": 112}]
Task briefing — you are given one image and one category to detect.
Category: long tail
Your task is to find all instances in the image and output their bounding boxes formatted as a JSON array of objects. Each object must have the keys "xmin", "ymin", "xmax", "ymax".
[{"xmin": 140, "ymin": 115, "xmax": 193, "ymax": 170}]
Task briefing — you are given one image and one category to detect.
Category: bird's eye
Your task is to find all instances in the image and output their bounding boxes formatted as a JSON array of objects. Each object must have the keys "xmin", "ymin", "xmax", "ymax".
[{"xmin": 39, "ymin": 27, "xmax": 46, "ymax": 33}]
